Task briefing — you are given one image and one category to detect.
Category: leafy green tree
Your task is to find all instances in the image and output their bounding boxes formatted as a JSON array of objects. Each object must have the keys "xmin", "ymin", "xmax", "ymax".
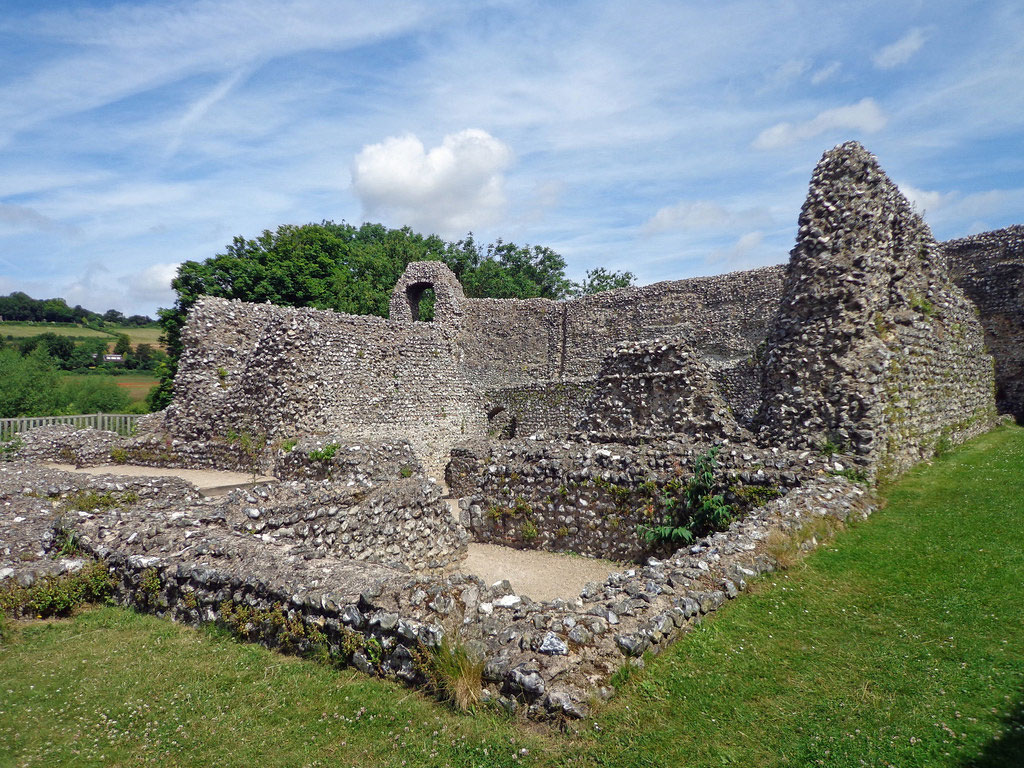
[
  {"xmin": 67, "ymin": 338, "xmax": 108, "ymax": 370},
  {"xmin": 60, "ymin": 377, "xmax": 130, "ymax": 413},
  {"xmin": 0, "ymin": 348, "xmax": 65, "ymax": 418},
  {"xmin": 112, "ymin": 334, "xmax": 132, "ymax": 357},
  {"xmin": 151, "ymin": 221, "xmax": 574, "ymax": 409},
  {"xmin": 38, "ymin": 333, "xmax": 76, "ymax": 363},
  {"xmin": 571, "ymin": 267, "xmax": 636, "ymax": 296},
  {"xmin": 132, "ymin": 343, "xmax": 155, "ymax": 370}
]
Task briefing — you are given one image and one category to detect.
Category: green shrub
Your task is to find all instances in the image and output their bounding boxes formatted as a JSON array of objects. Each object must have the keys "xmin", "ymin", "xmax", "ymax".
[
  {"xmin": 0, "ymin": 561, "xmax": 115, "ymax": 618},
  {"xmin": 637, "ymin": 446, "xmax": 734, "ymax": 546},
  {"xmin": 0, "ymin": 434, "xmax": 23, "ymax": 461},
  {"xmin": 64, "ymin": 489, "xmax": 138, "ymax": 512}
]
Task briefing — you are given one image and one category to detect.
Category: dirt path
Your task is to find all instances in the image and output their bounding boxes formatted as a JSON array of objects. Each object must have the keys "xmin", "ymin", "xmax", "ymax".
[
  {"xmin": 460, "ymin": 543, "xmax": 621, "ymax": 602},
  {"xmin": 42, "ymin": 463, "xmax": 275, "ymax": 495}
]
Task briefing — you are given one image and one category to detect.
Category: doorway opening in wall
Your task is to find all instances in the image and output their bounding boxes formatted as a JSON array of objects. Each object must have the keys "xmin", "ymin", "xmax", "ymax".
[{"xmin": 406, "ymin": 283, "xmax": 436, "ymax": 322}]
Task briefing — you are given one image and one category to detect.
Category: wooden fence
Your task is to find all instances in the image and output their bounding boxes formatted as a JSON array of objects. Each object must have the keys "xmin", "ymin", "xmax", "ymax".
[{"xmin": 0, "ymin": 413, "xmax": 143, "ymax": 441}]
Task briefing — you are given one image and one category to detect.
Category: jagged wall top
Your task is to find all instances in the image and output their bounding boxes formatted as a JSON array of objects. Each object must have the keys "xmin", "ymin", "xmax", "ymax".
[{"xmin": 759, "ymin": 141, "xmax": 994, "ymax": 473}]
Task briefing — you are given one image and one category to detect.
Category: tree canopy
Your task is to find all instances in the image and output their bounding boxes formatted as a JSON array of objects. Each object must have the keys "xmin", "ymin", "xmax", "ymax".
[{"xmin": 151, "ymin": 221, "xmax": 633, "ymax": 409}]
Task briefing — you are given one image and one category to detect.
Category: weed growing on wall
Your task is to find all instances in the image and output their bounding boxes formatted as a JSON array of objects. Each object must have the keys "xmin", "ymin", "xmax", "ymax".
[
  {"xmin": 226, "ymin": 428, "xmax": 268, "ymax": 481},
  {"xmin": 307, "ymin": 443, "xmax": 339, "ymax": 462},
  {"xmin": 415, "ymin": 636, "xmax": 485, "ymax": 712},
  {"xmin": 0, "ymin": 435, "xmax": 23, "ymax": 461},
  {"xmin": 637, "ymin": 446, "xmax": 733, "ymax": 546}
]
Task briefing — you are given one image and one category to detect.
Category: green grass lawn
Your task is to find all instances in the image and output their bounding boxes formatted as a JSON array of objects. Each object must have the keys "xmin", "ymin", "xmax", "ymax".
[{"xmin": 2, "ymin": 426, "xmax": 1022, "ymax": 767}]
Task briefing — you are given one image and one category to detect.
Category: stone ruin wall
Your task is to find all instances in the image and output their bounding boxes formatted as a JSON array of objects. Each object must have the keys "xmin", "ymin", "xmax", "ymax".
[
  {"xmin": 944, "ymin": 225, "xmax": 1024, "ymax": 423},
  {"xmin": 4, "ymin": 141, "xmax": 1020, "ymax": 722},
  {"xmin": 459, "ymin": 266, "xmax": 785, "ymax": 437},
  {"xmin": 757, "ymin": 142, "xmax": 996, "ymax": 478},
  {"xmin": 165, "ymin": 295, "xmax": 486, "ymax": 478}
]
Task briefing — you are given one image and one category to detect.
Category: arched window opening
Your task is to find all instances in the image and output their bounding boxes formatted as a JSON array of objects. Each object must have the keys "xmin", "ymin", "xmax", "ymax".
[{"xmin": 406, "ymin": 283, "xmax": 436, "ymax": 322}]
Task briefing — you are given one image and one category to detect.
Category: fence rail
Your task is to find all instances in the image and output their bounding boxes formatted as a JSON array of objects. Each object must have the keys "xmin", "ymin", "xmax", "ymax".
[{"xmin": 0, "ymin": 413, "xmax": 143, "ymax": 441}]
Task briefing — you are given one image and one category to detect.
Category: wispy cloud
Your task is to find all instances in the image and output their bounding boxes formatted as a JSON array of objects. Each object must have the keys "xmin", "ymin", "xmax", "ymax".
[
  {"xmin": 643, "ymin": 200, "xmax": 773, "ymax": 235},
  {"xmin": 873, "ymin": 28, "xmax": 926, "ymax": 69},
  {"xmin": 0, "ymin": 203, "xmax": 70, "ymax": 234},
  {"xmin": 0, "ymin": 2, "xmax": 1020, "ymax": 314},
  {"xmin": 752, "ymin": 98, "xmax": 887, "ymax": 150},
  {"xmin": 810, "ymin": 62, "xmax": 841, "ymax": 85}
]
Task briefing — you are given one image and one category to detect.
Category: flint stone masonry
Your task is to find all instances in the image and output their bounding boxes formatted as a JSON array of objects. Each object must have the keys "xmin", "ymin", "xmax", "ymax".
[
  {"xmin": 0, "ymin": 462, "xmax": 873, "ymax": 721},
  {"xmin": 757, "ymin": 142, "xmax": 996, "ymax": 477},
  {"xmin": 3, "ymin": 140, "xmax": 1018, "ymax": 721},
  {"xmin": 944, "ymin": 225, "xmax": 1024, "ymax": 423},
  {"xmin": 165, "ymin": 297, "xmax": 485, "ymax": 478},
  {"xmin": 449, "ymin": 437, "xmax": 814, "ymax": 561}
]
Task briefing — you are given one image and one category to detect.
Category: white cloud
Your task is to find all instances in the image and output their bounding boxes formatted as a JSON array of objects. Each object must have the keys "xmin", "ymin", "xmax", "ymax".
[
  {"xmin": 129, "ymin": 262, "xmax": 180, "ymax": 303},
  {"xmin": 752, "ymin": 98, "xmax": 887, "ymax": 150},
  {"xmin": 810, "ymin": 61, "xmax": 841, "ymax": 85},
  {"xmin": 873, "ymin": 28, "xmax": 926, "ymax": 69},
  {"xmin": 642, "ymin": 200, "xmax": 772, "ymax": 234},
  {"xmin": 710, "ymin": 231, "xmax": 765, "ymax": 268},
  {"xmin": 352, "ymin": 129, "xmax": 513, "ymax": 235},
  {"xmin": 899, "ymin": 183, "xmax": 955, "ymax": 215}
]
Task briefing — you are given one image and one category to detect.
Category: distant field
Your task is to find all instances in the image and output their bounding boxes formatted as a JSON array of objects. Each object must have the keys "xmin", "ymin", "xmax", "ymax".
[
  {"xmin": 62, "ymin": 373, "xmax": 159, "ymax": 403},
  {"xmin": 110, "ymin": 325, "xmax": 163, "ymax": 345},
  {"xmin": 0, "ymin": 322, "xmax": 164, "ymax": 348},
  {"xmin": 0, "ymin": 322, "xmax": 110, "ymax": 340}
]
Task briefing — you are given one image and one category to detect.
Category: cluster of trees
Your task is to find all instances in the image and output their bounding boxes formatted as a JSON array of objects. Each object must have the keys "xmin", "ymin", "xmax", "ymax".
[
  {"xmin": 0, "ymin": 333, "xmax": 166, "ymax": 373},
  {"xmin": 151, "ymin": 221, "xmax": 633, "ymax": 409},
  {"xmin": 0, "ymin": 292, "xmax": 153, "ymax": 326},
  {"xmin": 0, "ymin": 348, "xmax": 146, "ymax": 419}
]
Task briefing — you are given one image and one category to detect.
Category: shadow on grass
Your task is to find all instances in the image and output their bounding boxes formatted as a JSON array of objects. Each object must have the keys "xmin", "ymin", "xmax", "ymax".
[{"xmin": 961, "ymin": 692, "xmax": 1024, "ymax": 767}]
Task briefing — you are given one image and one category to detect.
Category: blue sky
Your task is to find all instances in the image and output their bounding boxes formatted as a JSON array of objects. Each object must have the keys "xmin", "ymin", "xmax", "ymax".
[{"xmin": 0, "ymin": 0, "xmax": 1021, "ymax": 317}]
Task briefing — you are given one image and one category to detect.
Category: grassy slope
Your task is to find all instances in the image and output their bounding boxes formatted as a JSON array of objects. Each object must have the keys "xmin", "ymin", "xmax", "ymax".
[
  {"xmin": 0, "ymin": 322, "xmax": 163, "ymax": 347},
  {"xmin": 0, "ymin": 322, "xmax": 111, "ymax": 340},
  {"xmin": 1, "ymin": 426, "xmax": 1022, "ymax": 767}
]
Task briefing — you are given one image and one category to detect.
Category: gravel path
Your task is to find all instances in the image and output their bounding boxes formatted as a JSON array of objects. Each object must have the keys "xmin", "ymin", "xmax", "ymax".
[
  {"xmin": 460, "ymin": 543, "xmax": 621, "ymax": 602},
  {"xmin": 41, "ymin": 463, "xmax": 275, "ymax": 495}
]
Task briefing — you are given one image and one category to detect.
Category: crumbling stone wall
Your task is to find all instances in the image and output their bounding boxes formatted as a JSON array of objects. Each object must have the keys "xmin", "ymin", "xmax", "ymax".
[
  {"xmin": 0, "ymin": 461, "xmax": 874, "ymax": 721},
  {"xmin": 448, "ymin": 437, "xmax": 815, "ymax": 561},
  {"xmin": 456, "ymin": 268, "xmax": 785, "ymax": 435},
  {"xmin": 576, "ymin": 338, "xmax": 746, "ymax": 443},
  {"xmin": 757, "ymin": 142, "xmax": 996, "ymax": 478},
  {"xmin": 165, "ymin": 296, "xmax": 486, "ymax": 478},
  {"xmin": 944, "ymin": 225, "xmax": 1024, "ymax": 423}
]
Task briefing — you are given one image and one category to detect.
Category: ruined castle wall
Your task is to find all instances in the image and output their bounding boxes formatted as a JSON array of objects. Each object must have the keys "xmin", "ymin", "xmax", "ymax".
[
  {"xmin": 758, "ymin": 142, "xmax": 996, "ymax": 478},
  {"xmin": 457, "ymin": 267, "xmax": 785, "ymax": 391},
  {"xmin": 447, "ymin": 437, "xmax": 811, "ymax": 562},
  {"xmin": 944, "ymin": 226, "xmax": 1024, "ymax": 423},
  {"xmin": 166, "ymin": 297, "xmax": 486, "ymax": 477},
  {"xmin": 457, "ymin": 267, "xmax": 785, "ymax": 435}
]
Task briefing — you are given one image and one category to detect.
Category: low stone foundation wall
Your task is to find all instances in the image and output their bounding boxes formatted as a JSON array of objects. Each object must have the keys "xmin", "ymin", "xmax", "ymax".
[
  {"xmin": 1, "ymin": 462, "xmax": 874, "ymax": 720},
  {"xmin": 449, "ymin": 437, "xmax": 824, "ymax": 561}
]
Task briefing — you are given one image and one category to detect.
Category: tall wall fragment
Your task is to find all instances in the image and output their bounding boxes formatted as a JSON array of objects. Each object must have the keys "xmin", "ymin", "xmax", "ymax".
[
  {"xmin": 944, "ymin": 225, "xmax": 1024, "ymax": 423},
  {"xmin": 165, "ymin": 296, "xmax": 486, "ymax": 478},
  {"xmin": 758, "ymin": 141, "xmax": 995, "ymax": 477}
]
